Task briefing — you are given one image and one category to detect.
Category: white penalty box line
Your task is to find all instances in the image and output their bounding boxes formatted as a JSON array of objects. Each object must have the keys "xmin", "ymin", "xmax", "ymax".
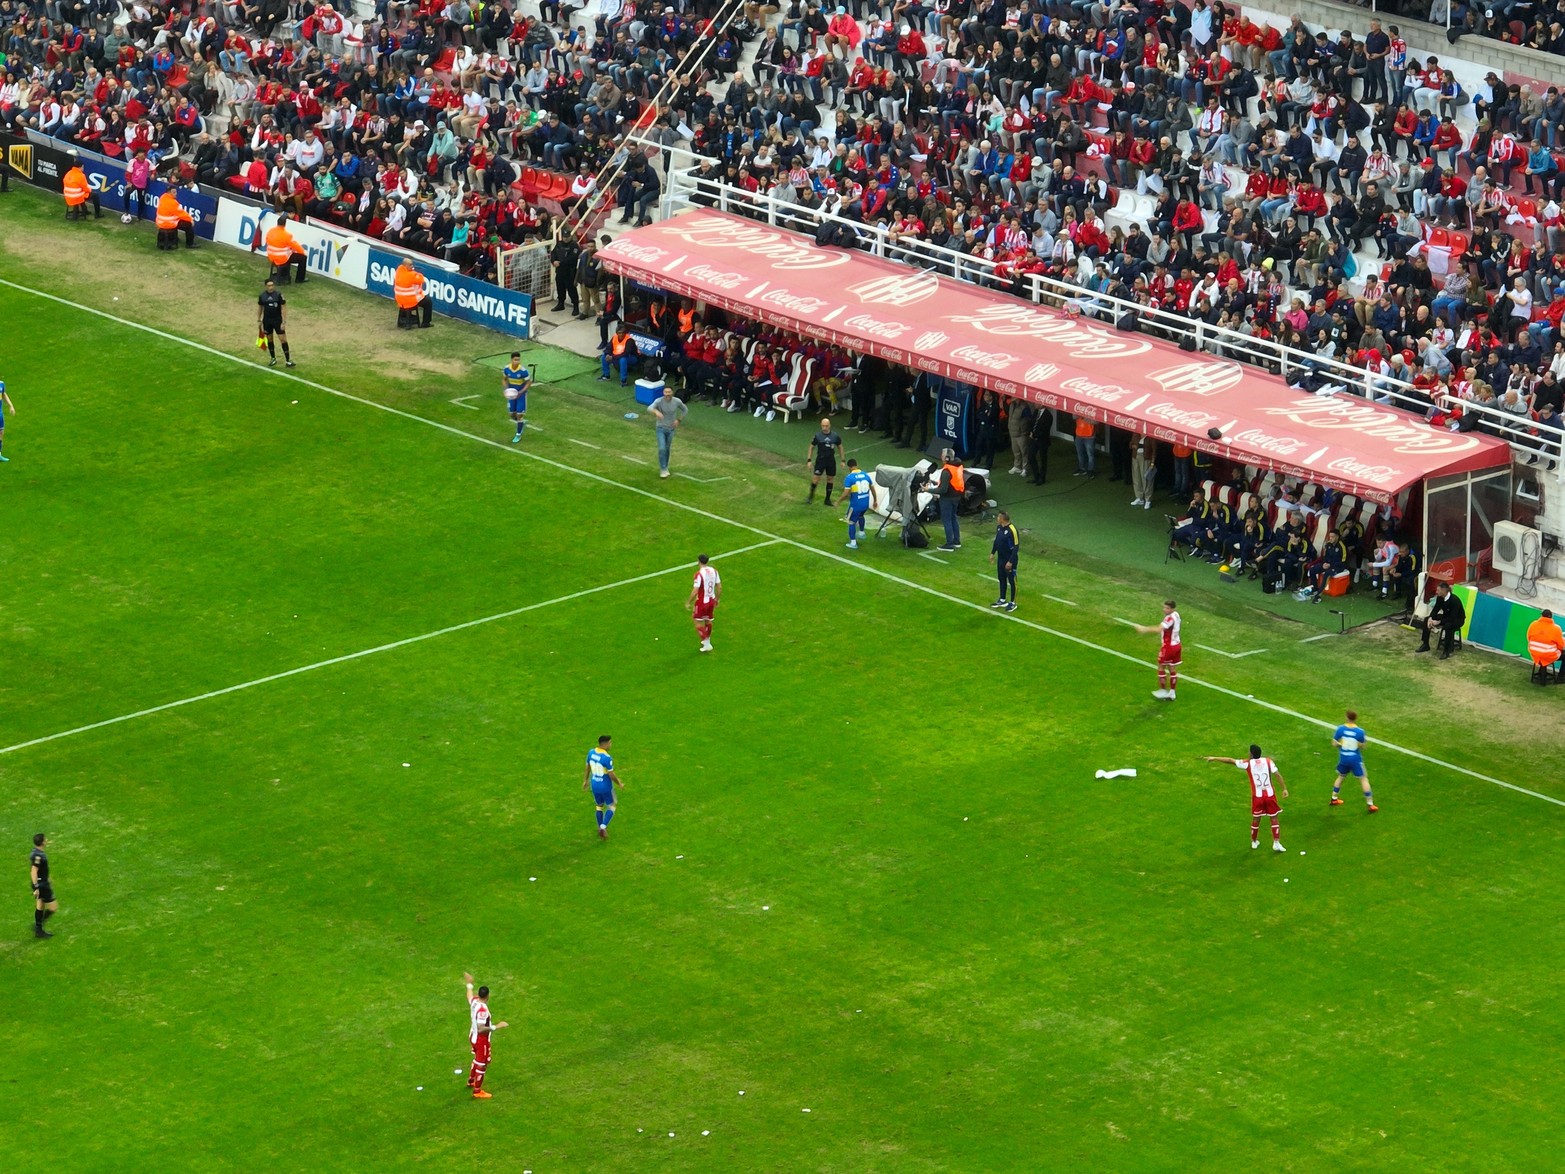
[
  {"xmin": 2, "ymin": 278, "xmax": 1557, "ymax": 810},
  {"xmin": 0, "ymin": 540, "xmax": 782, "ymax": 758}
]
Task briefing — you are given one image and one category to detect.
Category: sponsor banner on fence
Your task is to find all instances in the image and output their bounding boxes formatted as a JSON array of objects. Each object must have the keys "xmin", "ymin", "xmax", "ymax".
[
  {"xmin": 3, "ymin": 131, "xmax": 217, "ymax": 238},
  {"xmin": 1, "ymin": 130, "xmax": 72, "ymax": 191},
  {"xmin": 214, "ymin": 197, "xmax": 370, "ymax": 287},
  {"xmin": 366, "ymin": 249, "xmax": 533, "ymax": 337}
]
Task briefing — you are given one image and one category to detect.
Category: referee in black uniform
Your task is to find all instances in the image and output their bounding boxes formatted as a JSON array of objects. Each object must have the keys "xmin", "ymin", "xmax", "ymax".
[
  {"xmin": 30, "ymin": 833, "xmax": 56, "ymax": 939},
  {"xmin": 257, "ymin": 279, "xmax": 294, "ymax": 368}
]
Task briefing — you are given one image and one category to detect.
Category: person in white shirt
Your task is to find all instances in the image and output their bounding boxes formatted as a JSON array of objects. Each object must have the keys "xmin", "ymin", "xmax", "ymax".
[{"xmin": 289, "ymin": 128, "xmax": 326, "ymax": 173}]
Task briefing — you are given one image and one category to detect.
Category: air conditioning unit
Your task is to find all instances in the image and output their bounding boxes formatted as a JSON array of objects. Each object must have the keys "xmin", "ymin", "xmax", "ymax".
[{"xmin": 1493, "ymin": 521, "xmax": 1540, "ymax": 576}]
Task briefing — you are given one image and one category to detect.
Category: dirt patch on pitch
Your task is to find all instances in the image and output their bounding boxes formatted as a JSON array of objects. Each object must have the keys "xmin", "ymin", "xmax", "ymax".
[{"xmin": 3, "ymin": 225, "xmax": 470, "ymax": 384}]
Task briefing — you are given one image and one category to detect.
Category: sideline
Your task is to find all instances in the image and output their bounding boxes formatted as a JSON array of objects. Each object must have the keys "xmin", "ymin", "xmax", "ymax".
[
  {"xmin": 3, "ymin": 277, "xmax": 1559, "ymax": 809},
  {"xmin": 0, "ymin": 541, "xmax": 781, "ymax": 757}
]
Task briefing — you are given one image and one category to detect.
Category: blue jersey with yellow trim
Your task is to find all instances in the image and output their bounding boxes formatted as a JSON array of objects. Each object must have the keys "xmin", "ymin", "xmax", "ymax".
[
  {"xmin": 844, "ymin": 468, "xmax": 873, "ymax": 507},
  {"xmin": 1333, "ymin": 724, "xmax": 1367, "ymax": 761},
  {"xmin": 502, "ymin": 364, "xmax": 531, "ymax": 399},
  {"xmin": 587, "ymin": 747, "xmax": 614, "ymax": 785}
]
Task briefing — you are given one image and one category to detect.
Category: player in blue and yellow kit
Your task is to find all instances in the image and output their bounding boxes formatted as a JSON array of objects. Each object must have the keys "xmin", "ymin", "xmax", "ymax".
[
  {"xmin": 582, "ymin": 734, "xmax": 623, "ymax": 839},
  {"xmin": 0, "ymin": 380, "xmax": 14, "ymax": 462},
  {"xmin": 990, "ymin": 510, "xmax": 1019, "ymax": 612},
  {"xmin": 502, "ymin": 352, "xmax": 531, "ymax": 443},
  {"xmin": 841, "ymin": 458, "xmax": 877, "ymax": 550},
  {"xmin": 1329, "ymin": 709, "xmax": 1377, "ymax": 812}
]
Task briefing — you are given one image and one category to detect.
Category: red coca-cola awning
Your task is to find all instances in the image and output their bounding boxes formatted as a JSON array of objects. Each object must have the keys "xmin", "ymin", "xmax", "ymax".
[{"xmin": 599, "ymin": 211, "xmax": 1512, "ymax": 504}]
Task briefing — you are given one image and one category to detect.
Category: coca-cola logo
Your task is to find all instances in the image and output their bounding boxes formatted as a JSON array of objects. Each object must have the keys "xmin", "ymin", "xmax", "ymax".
[
  {"xmin": 1153, "ymin": 427, "xmax": 1180, "ymax": 443},
  {"xmin": 1326, "ymin": 456, "xmax": 1398, "ymax": 483},
  {"xmin": 845, "ymin": 270, "xmax": 941, "ymax": 307},
  {"xmin": 1261, "ymin": 399, "xmax": 1481, "ymax": 455},
  {"xmin": 943, "ymin": 306, "xmax": 1153, "ymax": 358},
  {"xmin": 949, "ymin": 344, "xmax": 1019, "ymax": 371},
  {"xmin": 955, "ymin": 369, "xmax": 983, "ymax": 384},
  {"xmin": 880, "ymin": 349, "xmax": 907, "ymax": 365},
  {"xmin": 1230, "ymin": 427, "xmax": 1309, "ymax": 457},
  {"xmin": 611, "ymin": 242, "xmax": 666, "ymax": 263},
  {"xmin": 993, "ymin": 380, "xmax": 1018, "ymax": 395},
  {"xmin": 687, "ymin": 262, "xmax": 745, "ymax": 290},
  {"xmin": 1147, "ymin": 361, "xmax": 1245, "ymax": 397},
  {"xmin": 913, "ymin": 356, "xmax": 942, "ymax": 373},
  {"xmin": 1059, "ymin": 375, "xmax": 1137, "ymax": 403},
  {"xmin": 759, "ymin": 288, "xmax": 830, "ymax": 313},
  {"xmin": 1144, "ymin": 402, "xmax": 1220, "ymax": 428},
  {"xmin": 657, "ymin": 216, "xmax": 849, "ymax": 270},
  {"xmin": 843, "ymin": 313, "xmax": 908, "ymax": 340}
]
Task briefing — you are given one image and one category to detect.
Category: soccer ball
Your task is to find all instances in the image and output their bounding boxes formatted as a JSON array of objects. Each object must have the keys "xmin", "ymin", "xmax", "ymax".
[{"xmin": 121, "ymin": 213, "xmax": 134, "ymax": 224}]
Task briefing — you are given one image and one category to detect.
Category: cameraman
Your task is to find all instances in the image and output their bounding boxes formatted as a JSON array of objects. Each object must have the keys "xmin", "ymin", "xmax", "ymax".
[{"xmin": 931, "ymin": 449, "xmax": 965, "ymax": 553}]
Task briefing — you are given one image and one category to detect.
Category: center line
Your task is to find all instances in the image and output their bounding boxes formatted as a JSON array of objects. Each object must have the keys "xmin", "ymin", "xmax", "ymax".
[{"xmin": 568, "ymin": 438, "xmax": 601, "ymax": 449}]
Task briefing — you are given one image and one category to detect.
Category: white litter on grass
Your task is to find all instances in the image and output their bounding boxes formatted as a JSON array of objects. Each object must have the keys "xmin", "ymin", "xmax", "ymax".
[
  {"xmin": 676, "ymin": 855, "xmax": 683, "ymax": 859},
  {"xmin": 1299, "ymin": 851, "xmax": 1306, "ymax": 856},
  {"xmin": 669, "ymin": 1132, "xmax": 676, "ymax": 1138},
  {"xmin": 963, "ymin": 817, "xmax": 968, "ymax": 821},
  {"xmin": 738, "ymin": 1090, "xmax": 745, "ymax": 1096},
  {"xmin": 530, "ymin": 877, "xmax": 537, "ymax": 882},
  {"xmin": 1284, "ymin": 878, "xmax": 1290, "ymax": 883},
  {"xmin": 455, "ymin": 1069, "xmax": 463, "ymax": 1075},
  {"xmin": 702, "ymin": 1130, "xmax": 710, "ymax": 1136},
  {"xmin": 402, "ymin": 762, "xmax": 410, "ymax": 767},
  {"xmin": 291, "ymin": 399, "xmax": 298, "ymax": 404},
  {"xmin": 417, "ymin": 1086, "xmax": 423, "ymax": 1091},
  {"xmin": 637, "ymin": 1128, "xmax": 643, "ymax": 1133},
  {"xmin": 1094, "ymin": 768, "xmax": 1138, "ymax": 779},
  {"xmin": 762, "ymin": 905, "xmax": 769, "ymax": 911},
  {"xmin": 802, "ymin": 1108, "xmax": 811, "ymax": 1113}
]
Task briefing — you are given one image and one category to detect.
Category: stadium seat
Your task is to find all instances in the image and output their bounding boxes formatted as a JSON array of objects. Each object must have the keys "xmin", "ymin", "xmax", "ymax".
[
  {"xmin": 1426, "ymin": 227, "xmax": 1450, "ymax": 250},
  {"xmin": 1448, "ymin": 231, "xmax": 1469, "ymax": 257},
  {"xmin": 773, "ymin": 355, "xmax": 816, "ymax": 421}
]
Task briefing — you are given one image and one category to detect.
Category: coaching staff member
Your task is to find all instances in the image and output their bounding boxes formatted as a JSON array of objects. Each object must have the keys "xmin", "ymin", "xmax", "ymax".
[
  {"xmin": 1415, "ymin": 580, "xmax": 1466, "ymax": 659},
  {"xmin": 31, "ymin": 833, "xmax": 57, "ymax": 939}
]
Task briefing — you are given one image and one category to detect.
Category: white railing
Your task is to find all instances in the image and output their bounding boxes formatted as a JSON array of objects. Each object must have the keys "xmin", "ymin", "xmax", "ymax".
[{"xmin": 645, "ymin": 150, "xmax": 1564, "ymax": 475}]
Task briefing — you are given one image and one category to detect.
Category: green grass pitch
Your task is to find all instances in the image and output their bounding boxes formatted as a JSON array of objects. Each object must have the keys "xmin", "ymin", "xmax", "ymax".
[{"xmin": 3, "ymin": 192, "xmax": 1565, "ymax": 1172}]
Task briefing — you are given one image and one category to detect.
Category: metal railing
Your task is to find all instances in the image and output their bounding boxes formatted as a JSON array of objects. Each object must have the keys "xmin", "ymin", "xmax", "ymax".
[{"xmin": 644, "ymin": 147, "xmax": 1564, "ymax": 475}]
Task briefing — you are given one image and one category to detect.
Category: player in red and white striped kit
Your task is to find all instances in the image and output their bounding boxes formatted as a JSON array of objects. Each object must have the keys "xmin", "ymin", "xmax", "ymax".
[
  {"xmin": 686, "ymin": 553, "xmax": 722, "ymax": 653},
  {"xmin": 462, "ymin": 972, "xmax": 509, "ymax": 1099},
  {"xmin": 1133, "ymin": 599, "xmax": 1182, "ymax": 700},
  {"xmin": 1204, "ymin": 745, "xmax": 1290, "ymax": 852}
]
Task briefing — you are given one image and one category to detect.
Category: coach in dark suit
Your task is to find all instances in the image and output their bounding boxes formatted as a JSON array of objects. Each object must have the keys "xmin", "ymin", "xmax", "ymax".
[{"xmin": 1416, "ymin": 581, "xmax": 1466, "ymax": 659}]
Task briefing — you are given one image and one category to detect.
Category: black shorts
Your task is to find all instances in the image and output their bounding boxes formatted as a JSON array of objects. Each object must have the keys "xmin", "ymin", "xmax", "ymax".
[
  {"xmin": 35, "ymin": 883, "xmax": 54, "ymax": 903},
  {"xmin": 813, "ymin": 454, "xmax": 838, "ymax": 477},
  {"xmin": 262, "ymin": 318, "xmax": 284, "ymax": 334}
]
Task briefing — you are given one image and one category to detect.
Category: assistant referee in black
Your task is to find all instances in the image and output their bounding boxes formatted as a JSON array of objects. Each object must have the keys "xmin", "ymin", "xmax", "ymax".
[{"xmin": 31, "ymin": 833, "xmax": 57, "ymax": 939}]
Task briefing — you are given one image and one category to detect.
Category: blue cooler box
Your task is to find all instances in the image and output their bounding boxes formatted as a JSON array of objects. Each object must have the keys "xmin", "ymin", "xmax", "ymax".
[{"xmin": 634, "ymin": 378, "xmax": 665, "ymax": 405}]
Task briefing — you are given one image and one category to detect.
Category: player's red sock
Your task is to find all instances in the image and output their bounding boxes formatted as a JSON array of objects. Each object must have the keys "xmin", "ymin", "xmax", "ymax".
[
  {"xmin": 1250, "ymin": 819, "xmax": 1260, "ymax": 840},
  {"xmin": 1167, "ymin": 671, "xmax": 1177, "ymax": 695},
  {"xmin": 470, "ymin": 1062, "xmax": 485, "ymax": 1091},
  {"xmin": 1271, "ymin": 819, "xmax": 1282, "ymax": 841}
]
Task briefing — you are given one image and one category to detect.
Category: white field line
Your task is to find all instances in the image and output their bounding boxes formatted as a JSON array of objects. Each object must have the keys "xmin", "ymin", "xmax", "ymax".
[
  {"xmin": 3, "ymin": 277, "xmax": 1558, "ymax": 809},
  {"xmin": 1299, "ymin": 632, "xmax": 1337, "ymax": 643},
  {"xmin": 1040, "ymin": 594, "xmax": 1079, "ymax": 607},
  {"xmin": 918, "ymin": 552, "xmax": 950, "ymax": 564},
  {"xmin": 1193, "ymin": 643, "xmax": 1269, "ymax": 660},
  {"xmin": 450, "ymin": 395, "xmax": 483, "ymax": 410},
  {"xmin": 567, "ymin": 438, "xmax": 601, "ymax": 449},
  {"xmin": 0, "ymin": 541, "xmax": 782, "ymax": 757}
]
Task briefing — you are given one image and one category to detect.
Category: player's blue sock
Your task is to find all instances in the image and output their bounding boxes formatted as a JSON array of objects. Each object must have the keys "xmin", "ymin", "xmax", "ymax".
[
  {"xmin": 1332, "ymin": 782, "xmax": 1341, "ymax": 796},
  {"xmin": 516, "ymin": 420, "xmax": 525, "ymax": 435},
  {"xmin": 847, "ymin": 520, "xmax": 856, "ymax": 541},
  {"xmin": 604, "ymin": 807, "xmax": 614, "ymax": 826},
  {"xmin": 596, "ymin": 805, "xmax": 605, "ymax": 828},
  {"xmin": 1363, "ymin": 789, "xmax": 1373, "ymax": 805}
]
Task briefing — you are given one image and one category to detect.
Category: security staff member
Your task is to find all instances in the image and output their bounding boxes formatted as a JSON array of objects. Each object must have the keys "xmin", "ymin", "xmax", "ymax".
[
  {"xmin": 1415, "ymin": 580, "xmax": 1466, "ymax": 658},
  {"xmin": 155, "ymin": 189, "xmax": 197, "ymax": 249},
  {"xmin": 264, "ymin": 214, "xmax": 307, "ymax": 283},
  {"xmin": 30, "ymin": 833, "xmax": 56, "ymax": 939},
  {"xmin": 1527, "ymin": 609, "xmax": 1564, "ymax": 681},
  {"xmin": 62, "ymin": 149, "xmax": 101, "ymax": 219},
  {"xmin": 549, "ymin": 232, "xmax": 580, "ymax": 314},
  {"xmin": 598, "ymin": 324, "xmax": 638, "ymax": 384},
  {"xmin": 394, "ymin": 258, "xmax": 433, "ymax": 328},
  {"xmin": 1027, "ymin": 405, "xmax": 1054, "ymax": 484}
]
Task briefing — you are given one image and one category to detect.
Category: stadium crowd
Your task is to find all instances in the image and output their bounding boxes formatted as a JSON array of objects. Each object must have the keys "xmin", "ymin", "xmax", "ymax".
[{"xmin": 3, "ymin": 0, "xmax": 1565, "ymax": 440}]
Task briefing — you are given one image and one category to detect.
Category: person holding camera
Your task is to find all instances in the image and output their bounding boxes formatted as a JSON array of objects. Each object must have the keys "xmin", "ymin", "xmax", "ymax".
[{"xmin": 931, "ymin": 449, "xmax": 965, "ymax": 552}]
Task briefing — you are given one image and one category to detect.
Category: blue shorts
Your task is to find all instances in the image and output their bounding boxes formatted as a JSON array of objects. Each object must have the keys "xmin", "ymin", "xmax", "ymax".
[
  {"xmin": 591, "ymin": 784, "xmax": 616, "ymax": 806},
  {"xmin": 1336, "ymin": 758, "xmax": 1365, "ymax": 778},
  {"xmin": 848, "ymin": 503, "xmax": 868, "ymax": 526},
  {"xmin": 506, "ymin": 395, "xmax": 526, "ymax": 415}
]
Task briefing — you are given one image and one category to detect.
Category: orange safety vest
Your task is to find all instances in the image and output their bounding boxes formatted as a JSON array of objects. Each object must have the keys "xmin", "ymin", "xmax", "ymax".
[
  {"xmin": 265, "ymin": 224, "xmax": 302, "ymax": 266},
  {"xmin": 63, "ymin": 166, "xmax": 90, "ymax": 206},
  {"xmin": 155, "ymin": 191, "xmax": 189, "ymax": 229},
  {"xmin": 611, "ymin": 333, "xmax": 630, "ymax": 357},
  {"xmin": 1527, "ymin": 618, "xmax": 1563, "ymax": 664},
  {"xmin": 393, "ymin": 263, "xmax": 425, "ymax": 309},
  {"xmin": 1172, "ymin": 443, "xmax": 1193, "ymax": 459},
  {"xmin": 678, "ymin": 308, "xmax": 696, "ymax": 334},
  {"xmin": 1074, "ymin": 417, "xmax": 1095, "ymax": 439},
  {"xmin": 942, "ymin": 462, "xmax": 965, "ymax": 493}
]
